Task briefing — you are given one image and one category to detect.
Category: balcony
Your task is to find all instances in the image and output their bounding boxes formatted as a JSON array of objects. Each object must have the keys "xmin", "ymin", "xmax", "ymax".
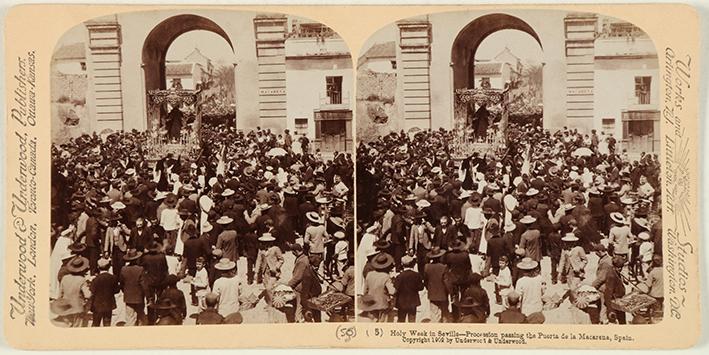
[{"xmin": 319, "ymin": 91, "xmax": 351, "ymax": 110}]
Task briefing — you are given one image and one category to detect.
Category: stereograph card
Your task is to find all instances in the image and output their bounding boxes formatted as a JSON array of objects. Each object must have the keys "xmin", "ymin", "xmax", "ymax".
[{"xmin": 2, "ymin": 2, "xmax": 702, "ymax": 349}]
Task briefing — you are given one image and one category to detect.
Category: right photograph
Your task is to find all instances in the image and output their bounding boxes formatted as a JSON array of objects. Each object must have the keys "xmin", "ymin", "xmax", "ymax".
[{"xmin": 355, "ymin": 10, "xmax": 662, "ymax": 324}]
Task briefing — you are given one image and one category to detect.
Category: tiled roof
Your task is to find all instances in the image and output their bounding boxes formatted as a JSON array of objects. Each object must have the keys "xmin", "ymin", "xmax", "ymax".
[
  {"xmin": 54, "ymin": 42, "xmax": 86, "ymax": 60},
  {"xmin": 474, "ymin": 62, "xmax": 503, "ymax": 75},
  {"xmin": 166, "ymin": 63, "xmax": 194, "ymax": 76}
]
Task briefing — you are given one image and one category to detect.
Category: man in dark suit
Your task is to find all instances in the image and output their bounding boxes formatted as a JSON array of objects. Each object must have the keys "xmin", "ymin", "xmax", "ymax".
[
  {"xmin": 84, "ymin": 210, "xmax": 101, "ymax": 275},
  {"xmin": 90, "ymin": 258, "xmax": 119, "ymax": 326},
  {"xmin": 182, "ymin": 228, "xmax": 211, "ymax": 277},
  {"xmin": 423, "ymin": 248, "xmax": 449, "ymax": 322},
  {"xmin": 387, "ymin": 209, "xmax": 407, "ymax": 271},
  {"xmin": 120, "ymin": 249, "xmax": 146, "ymax": 326},
  {"xmin": 432, "ymin": 216, "xmax": 457, "ymax": 251},
  {"xmin": 129, "ymin": 217, "xmax": 153, "ymax": 252},
  {"xmin": 394, "ymin": 255, "xmax": 424, "ymax": 322},
  {"xmin": 141, "ymin": 241, "xmax": 169, "ymax": 306}
]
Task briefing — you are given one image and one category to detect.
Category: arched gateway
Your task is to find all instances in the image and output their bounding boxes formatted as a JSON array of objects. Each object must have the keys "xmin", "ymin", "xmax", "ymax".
[{"xmin": 141, "ymin": 15, "xmax": 235, "ymax": 131}]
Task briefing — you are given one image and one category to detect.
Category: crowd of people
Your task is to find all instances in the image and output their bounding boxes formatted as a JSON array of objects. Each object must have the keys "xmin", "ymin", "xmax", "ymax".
[
  {"xmin": 356, "ymin": 122, "xmax": 663, "ymax": 324},
  {"xmin": 50, "ymin": 124, "xmax": 355, "ymax": 326}
]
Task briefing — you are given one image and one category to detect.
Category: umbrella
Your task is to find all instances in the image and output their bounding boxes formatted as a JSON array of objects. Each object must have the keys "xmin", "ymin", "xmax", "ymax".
[
  {"xmin": 266, "ymin": 147, "xmax": 287, "ymax": 157},
  {"xmin": 572, "ymin": 147, "xmax": 593, "ymax": 157},
  {"xmin": 407, "ymin": 127, "xmax": 421, "ymax": 134}
]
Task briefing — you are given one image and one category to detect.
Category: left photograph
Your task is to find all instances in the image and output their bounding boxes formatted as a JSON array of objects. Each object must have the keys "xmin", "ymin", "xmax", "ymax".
[{"xmin": 49, "ymin": 9, "xmax": 355, "ymax": 326}]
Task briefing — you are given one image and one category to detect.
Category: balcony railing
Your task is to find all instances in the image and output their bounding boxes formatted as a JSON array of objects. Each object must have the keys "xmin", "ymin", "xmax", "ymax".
[{"xmin": 319, "ymin": 92, "xmax": 350, "ymax": 108}]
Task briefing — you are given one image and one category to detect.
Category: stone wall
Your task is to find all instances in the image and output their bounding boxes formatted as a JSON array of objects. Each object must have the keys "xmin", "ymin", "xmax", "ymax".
[
  {"xmin": 356, "ymin": 70, "xmax": 400, "ymax": 142},
  {"xmin": 51, "ymin": 72, "xmax": 89, "ymax": 143}
]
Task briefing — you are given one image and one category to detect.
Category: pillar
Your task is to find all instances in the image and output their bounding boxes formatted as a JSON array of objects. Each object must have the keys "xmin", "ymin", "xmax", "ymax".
[
  {"xmin": 397, "ymin": 17, "xmax": 432, "ymax": 131},
  {"xmin": 253, "ymin": 15, "xmax": 288, "ymax": 132},
  {"xmin": 564, "ymin": 13, "xmax": 598, "ymax": 132},
  {"xmin": 85, "ymin": 16, "xmax": 124, "ymax": 133}
]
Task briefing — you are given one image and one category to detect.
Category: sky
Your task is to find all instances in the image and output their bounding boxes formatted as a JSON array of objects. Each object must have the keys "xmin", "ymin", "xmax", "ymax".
[
  {"xmin": 165, "ymin": 30, "xmax": 236, "ymax": 66},
  {"xmin": 361, "ymin": 24, "xmax": 544, "ymax": 65}
]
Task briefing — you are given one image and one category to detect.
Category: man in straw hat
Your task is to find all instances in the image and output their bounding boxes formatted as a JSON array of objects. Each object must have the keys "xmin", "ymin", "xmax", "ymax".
[
  {"xmin": 212, "ymin": 257, "xmax": 240, "ymax": 317},
  {"xmin": 559, "ymin": 232, "xmax": 587, "ymax": 288},
  {"xmin": 216, "ymin": 216, "xmax": 238, "ymax": 263},
  {"xmin": 55, "ymin": 256, "xmax": 92, "ymax": 327},
  {"xmin": 304, "ymin": 211, "xmax": 328, "ymax": 271},
  {"xmin": 361, "ymin": 252, "xmax": 396, "ymax": 322},
  {"xmin": 515, "ymin": 257, "xmax": 543, "ymax": 316},
  {"xmin": 608, "ymin": 212, "xmax": 630, "ymax": 260}
]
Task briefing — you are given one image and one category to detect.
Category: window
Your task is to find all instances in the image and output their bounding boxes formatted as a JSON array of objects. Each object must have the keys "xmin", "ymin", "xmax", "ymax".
[
  {"xmin": 390, "ymin": 60, "xmax": 397, "ymax": 70},
  {"xmin": 326, "ymin": 76, "xmax": 343, "ymax": 104},
  {"xmin": 635, "ymin": 76, "xmax": 651, "ymax": 105},
  {"xmin": 602, "ymin": 118, "xmax": 615, "ymax": 135},
  {"xmin": 80, "ymin": 62, "xmax": 86, "ymax": 71},
  {"xmin": 295, "ymin": 118, "xmax": 308, "ymax": 131}
]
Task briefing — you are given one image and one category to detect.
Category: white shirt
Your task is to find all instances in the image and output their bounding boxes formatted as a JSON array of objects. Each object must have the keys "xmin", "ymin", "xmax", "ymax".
[
  {"xmin": 191, "ymin": 268, "xmax": 209, "ymax": 289},
  {"xmin": 516, "ymin": 275, "xmax": 543, "ymax": 316},
  {"xmin": 496, "ymin": 267, "xmax": 513, "ymax": 289},
  {"xmin": 334, "ymin": 181, "xmax": 349, "ymax": 197},
  {"xmin": 160, "ymin": 208, "xmax": 181, "ymax": 231},
  {"xmin": 335, "ymin": 240, "xmax": 349, "ymax": 261},
  {"xmin": 213, "ymin": 276, "xmax": 240, "ymax": 317},
  {"xmin": 639, "ymin": 241, "xmax": 654, "ymax": 263},
  {"xmin": 464, "ymin": 207, "xmax": 484, "ymax": 230}
]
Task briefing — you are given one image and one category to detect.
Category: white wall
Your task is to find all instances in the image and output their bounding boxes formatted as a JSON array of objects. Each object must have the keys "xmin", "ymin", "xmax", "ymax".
[
  {"xmin": 594, "ymin": 56, "xmax": 660, "ymax": 140},
  {"xmin": 362, "ymin": 58, "xmax": 395, "ymax": 74},
  {"xmin": 286, "ymin": 62, "xmax": 353, "ymax": 139},
  {"xmin": 55, "ymin": 60, "xmax": 85, "ymax": 75}
]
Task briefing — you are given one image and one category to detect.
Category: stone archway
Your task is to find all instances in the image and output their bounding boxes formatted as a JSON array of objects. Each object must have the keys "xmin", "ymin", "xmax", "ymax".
[
  {"xmin": 450, "ymin": 13, "xmax": 544, "ymax": 133},
  {"xmin": 141, "ymin": 14, "xmax": 235, "ymax": 129}
]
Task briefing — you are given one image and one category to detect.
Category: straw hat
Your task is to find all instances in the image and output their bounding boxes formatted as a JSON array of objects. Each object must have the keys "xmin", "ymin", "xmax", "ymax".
[
  {"xmin": 503, "ymin": 223, "xmax": 517, "ymax": 233},
  {"xmin": 333, "ymin": 231, "xmax": 346, "ymax": 239},
  {"xmin": 258, "ymin": 232, "xmax": 276, "ymax": 242},
  {"xmin": 519, "ymin": 215, "xmax": 537, "ymax": 224},
  {"xmin": 202, "ymin": 222, "xmax": 213, "ymax": 233},
  {"xmin": 329, "ymin": 216, "xmax": 346, "ymax": 229},
  {"xmin": 123, "ymin": 249, "xmax": 143, "ymax": 261},
  {"xmin": 306, "ymin": 211, "xmax": 323, "ymax": 224},
  {"xmin": 111, "ymin": 201, "xmax": 126, "ymax": 210},
  {"xmin": 66, "ymin": 256, "xmax": 90, "ymax": 274},
  {"xmin": 610, "ymin": 212, "xmax": 626, "ymax": 224},
  {"xmin": 459, "ymin": 190, "xmax": 472, "ymax": 200},
  {"xmin": 638, "ymin": 231, "xmax": 651, "ymax": 241},
  {"xmin": 373, "ymin": 239, "xmax": 391, "ymax": 250},
  {"xmin": 216, "ymin": 216, "xmax": 234, "ymax": 225},
  {"xmin": 415, "ymin": 199, "xmax": 431, "ymax": 208},
  {"xmin": 426, "ymin": 247, "xmax": 446, "ymax": 259},
  {"xmin": 525, "ymin": 188, "xmax": 539, "ymax": 197},
  {"xmin": 561, "ymin": 233, "xmax": 579, "ymax": 242},
  {"xmin": 371, "ymin": 253, "xmax": 394, "ymax": 270},
  {"xmin": 517, "ymin": 257, "xmax": 539, "ymax": 270},
  {"xmin": 221, "ymin": 189, "xmax": 235, "ymax": 197},
  {"xmin": 315, "ymin": 197, "xmax": 332, "ymax": 204},
  {"xmin": 634, "ymin": 217, "xmax": 650, "ymax": 231},
  {"xmin": 214, "ymin": 258, "xmax": 236, "ymax": 271}
]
